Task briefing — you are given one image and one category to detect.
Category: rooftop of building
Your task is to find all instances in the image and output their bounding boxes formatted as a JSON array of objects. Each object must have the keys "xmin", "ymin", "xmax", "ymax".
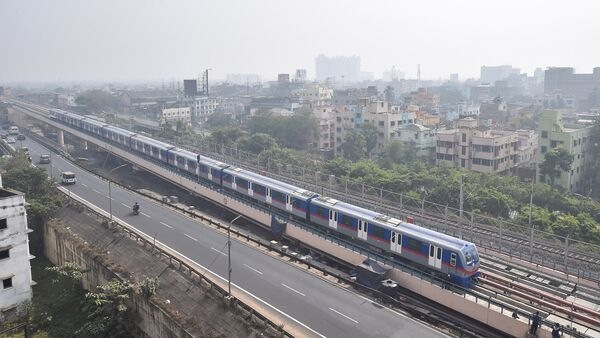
[{"xmin": 0, "ymin": 187, "xmax": 23, "ymax": 199}]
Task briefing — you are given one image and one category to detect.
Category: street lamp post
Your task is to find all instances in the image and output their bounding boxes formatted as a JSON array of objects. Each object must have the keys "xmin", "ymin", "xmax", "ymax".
[
  {"xmin": 227, "ymin": 215, "xmax": 242, "ymax": 298},
  {"xmin": 108, "ymin": 163, "xmax": 130, "ymax": 223}
]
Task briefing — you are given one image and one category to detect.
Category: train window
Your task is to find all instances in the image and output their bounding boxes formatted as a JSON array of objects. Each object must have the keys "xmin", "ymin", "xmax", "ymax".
[
  {"xmin": 371, "ymin": 225, "xmax": 385, "ymax": 239},
  {"xmin": 406, "ymin": 237, "xmax": 422, "ymax": 252},
  {"xmin": 450, "ymin": 253, "xmax": 457, "ymax": 267},
  {"xmin": 340, "ymin": 214, "xmax": 353, "ymax": 227},
  {"xmin": 391, "ymin": 232, "xmax": 395, "ymax": 242},
  {"xmin": 200, "ymin": 165, "xmax": 208, "ymax": 173},
  {"xmin": 223, "ymin": 173, "xmax": 232, "ymax": 182},
  {"xmin": 237, "ymin": 178, "xmax": 248, "ymax": 189},
  {"xmin": 429, "ymin": 245, "xmax": 434, "ymax": 257},
  {"xmin": 271, "ymin": 190, "xmax": 285, "ymax": 203},
  {"xmin": 292, "ymin": 198, "xmax": 302, "ymax": 208},
  {"xmin": 314, "ymin": 206, "xmax": 328, "ymax": 218},
  {"xmin": 465, "ymin": 252, "xmax": 473, "ymax": 265},
  {"xmin": 253, "ymin": 184, "xmax": 266, "ymax": 195},
  {"xmin": 437, "ymin": 247, "xmax": 442, "ymax": 260}
]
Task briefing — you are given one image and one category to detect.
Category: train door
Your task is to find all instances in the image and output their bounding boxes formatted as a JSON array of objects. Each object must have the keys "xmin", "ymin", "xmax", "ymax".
[
  {"xmin": 248, "ymin": 182, "xmax": 254, "ymax": 197},
  {"xmin": 285, "ymin": 195, "xmax": 292, "ymax": 212},
  {"xmin": 390, "ymin": 231, "xmax": 402, "ymax": 254},
  {"xmin": 357, "ymin": 220, "xmax": 368, "ymax": 240},
  {"xmin": 428, "ymin": 245, "xmax": 442, "ymax": 269},
  {"xmin": 266, "ymin": 188, "xmax": 272, "ymax": 204},
  {"xmin": 328, "ymin": 210, "xmax": 337, "ymax": 229},
  {"xmin": 232, "ymin": 176, "xmax": 237, "ymax": 190}
]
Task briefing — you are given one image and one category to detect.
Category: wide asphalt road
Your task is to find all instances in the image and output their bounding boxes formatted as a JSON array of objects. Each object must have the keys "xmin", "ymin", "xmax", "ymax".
[{"xmin": 21, "ymin": 136, "xmax": 445, "ymax": 338}]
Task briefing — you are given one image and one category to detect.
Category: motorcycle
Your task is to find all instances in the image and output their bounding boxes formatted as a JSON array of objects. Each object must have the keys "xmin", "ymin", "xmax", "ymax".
[{"xmin": 132, "ymin": 205, "xmax": 140, "ymax": 216}]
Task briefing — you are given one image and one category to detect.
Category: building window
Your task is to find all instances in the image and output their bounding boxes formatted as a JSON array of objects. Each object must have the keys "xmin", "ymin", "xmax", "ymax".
[
  {"xmin": 461, "ymin": 146, "xmax": 466, "ymax": 155},
  {"xmin": 390, "ymin": 121, "xmax": 395, "ymax": 126},
  {"xmin": 541, "ymin": 131, "xmax": 548, "ymax": 139},
  {"xmin": 0, "ymin": 218, "xmax": 6, "ymax": 230},
  {"xmin": 541, "ymin": 146, "xmax": 547, "ymax": 153},
  {"xmin": 461, "ymin": 159, "xmax": 465, "ymax": 167},
  {"xmin": 2, "ymin": 277, "xmax": 12, "ymax": 289},
  {"xmin": 0, "ymin": 249, "xmax": 9, "ymax": 260},
  {"xmin": 379, "ymin": 121, "xmax": 384, "ymax": 127},
  {"xmin": 551, "ymin": 140, "xmax": 558, "ymax": 148},
  {"xmin": 462, "ymin": 133, "xmax": 466, "ymax": 142}
]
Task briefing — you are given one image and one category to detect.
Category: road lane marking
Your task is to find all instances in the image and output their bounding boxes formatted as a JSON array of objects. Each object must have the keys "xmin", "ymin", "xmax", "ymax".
[
  {"xmin": 243, "ymin": 264, "xmax": 263, "ymax": 275},
  {"xmin": 93, "ymin": 189, "xmax": 101, "ymax": 194},
  {"xmin": 121, "ymin": 202, "xmax": 129, "ymax": 208},
  {"xmin": 141, "ymin": 212, "xmax": 151, "ymax": 218},
  {"xmin": 160, "ymin": 222, "xmax": 173, "ymax": 229},
  {"xmin": 82, "ymin": 183, "xmax": 88, "ymax": 188},
  {"xmin": 329, "ymin": 308, "xmax": 358, "ymax": 324},
  {"xmin": 184, "ymin": 233, "xmax": 198, "ymax": 242},
  {"xmin": 281, "ymin": 283, "xmax": 305, "ymax": 297},
  {"xmin": 211, "ymin": 247, "xmax": 227, "ymax": 256},
  {"xmin": 105, "ymin": 196, "xmax": 114, "ymax": 200}
]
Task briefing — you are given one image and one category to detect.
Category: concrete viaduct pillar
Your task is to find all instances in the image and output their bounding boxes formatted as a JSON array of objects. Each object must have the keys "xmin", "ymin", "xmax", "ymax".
[{"xmin": 57, "ymin": 130, "xmax": 65, "ymax": 147}]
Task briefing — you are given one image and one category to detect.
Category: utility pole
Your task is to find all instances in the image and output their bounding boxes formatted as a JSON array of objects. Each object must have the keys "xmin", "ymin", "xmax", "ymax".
[
  {"xmin": 529, "ymin": 166, "xmax": 536, "ymax": 258},
  {"xmin": 228, "ymin": 215, "xmax": 242, "ymax": 298},
  {"xmin": 459, "ymin": 175, "xmax": 464, "ymax": 239}
]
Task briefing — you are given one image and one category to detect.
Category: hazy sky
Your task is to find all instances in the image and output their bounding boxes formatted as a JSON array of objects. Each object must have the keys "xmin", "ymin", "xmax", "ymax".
[{"xmin": 1, "ymin": 0, "xmax": 599, "ymax": 83}]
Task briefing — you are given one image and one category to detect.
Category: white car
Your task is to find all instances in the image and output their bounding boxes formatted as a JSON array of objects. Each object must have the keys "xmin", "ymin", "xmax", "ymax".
[{"xmin": 6, "ymin": 137, "xmax": 15, "ymax": 144}]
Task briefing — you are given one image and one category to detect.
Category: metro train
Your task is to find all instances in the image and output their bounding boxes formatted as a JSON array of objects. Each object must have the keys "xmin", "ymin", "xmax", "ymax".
[{"xmin": 49, "ymin": 108, "xmax": 480, "ymax": 287}]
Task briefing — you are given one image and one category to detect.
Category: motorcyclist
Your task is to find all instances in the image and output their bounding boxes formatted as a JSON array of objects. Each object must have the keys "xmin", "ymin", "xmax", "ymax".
[{"xmin": 132, "ymin": 202, "xmax": 140, "ymax": 214}]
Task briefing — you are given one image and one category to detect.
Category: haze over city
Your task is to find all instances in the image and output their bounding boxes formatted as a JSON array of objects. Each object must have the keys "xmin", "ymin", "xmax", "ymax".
[
  {"xmin": 1, "ymin": 1, "xmax": 600, "ymax": 337},
  {"xmin": 1, "ymin": 0, "xmax": 600, "ymax": 83}
]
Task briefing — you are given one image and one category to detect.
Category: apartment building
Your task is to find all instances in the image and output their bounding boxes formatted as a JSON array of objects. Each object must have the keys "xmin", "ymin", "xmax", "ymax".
[
  {"xmin": 396, "ymin": 123, "xmax": 437, "ymax": 161},
  {"xmin": 537, "ymin": 110, "xmax": 594, "ymax": 192},
  {"xmin": 333, "ymin": 106, "xmax": 359, "ymax": 156},
  {"xmin": 313, "ymin": 107, "xmax": 335, "ymax": 152},
  {"xmin": 0, "ymin": 188, "xmax": 33, "ymax": 320},
  {"xmin": 363, "ymin": 101, "xmax": 416, "ymax": 151},
  {"xmin": 436, "ymin": 117, "xmax": 520, "ymax": 174},
  {"xmin": 160, "ymin": 107, "xmax": 191, "ymax": 126}
]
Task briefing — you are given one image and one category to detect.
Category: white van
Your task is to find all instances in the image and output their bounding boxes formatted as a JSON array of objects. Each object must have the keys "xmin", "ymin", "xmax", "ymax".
[
  {"xmin": 8, "ymin": 126, "xmax": 19, "ymax": 135},
  {"xmin": 61, "ymin": 171, "xmax": 77, "ymax": 185}
]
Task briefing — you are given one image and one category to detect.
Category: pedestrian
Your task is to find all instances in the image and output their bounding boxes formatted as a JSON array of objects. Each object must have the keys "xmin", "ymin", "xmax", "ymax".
[
  {"xmin": 552, "ymin": 323, "xmax": 562, "ymax": 338},
  {"xmin": 530, "ymin": 311, "xmax": 541, "ymax": 335},
  {"xmin": 512, "ymin": 311, "xmax": 519, "ymax": 319}
]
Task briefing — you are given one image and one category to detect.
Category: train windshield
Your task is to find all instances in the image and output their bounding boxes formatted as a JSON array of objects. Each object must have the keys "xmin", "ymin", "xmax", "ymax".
[{"xmin": 465, "ymin": 248, "xmax": 479, "ymax": 265}]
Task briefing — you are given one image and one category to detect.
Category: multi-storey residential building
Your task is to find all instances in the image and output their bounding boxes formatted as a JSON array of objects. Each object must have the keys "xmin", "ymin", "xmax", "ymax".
[
  {"xmin": 333, "ymin": 106, "xmax": 360, "ymax": 156},
  {"xmin": 436, "ymin": 117, "xmax": 520, "ymax": 174},
  {"xmin": 363, "ymin": 101, "xmax": 416, "ymax": 152},
  {"xmin": 537, "ymin": 110, "xmax": 594, "ymax": 192},
  {"xmin": 480, "ymin": 65, "xmax": 520, "ymax": 84},
  {"xmin": 0, "ymin": 188, "xmax": 33, "ymax": 320},
  {"xmin": 294, "ymin": 84, "xmax": 333, "ymax": 108},
  {"xmin": 516, "ymin": 129, "xmax": 538, "ymax": 165},
  {"xmin": 315, "ymin": 55, "xmax": 361, "ymax": 82},
  {"xmin": 313, "ymin": 107, "xmax": 335, "ymax": 152},
  {"xmin": 544, "ymin": 67, "xmax": 600, "ymax": 101},
  {"xmin": 396, "ymin": 123, "xmax": 437, "ymax": 161},
  {"xmin": 182, "ymin": 96, "xmax": 218, "ymax": 122},
  {"xmin": 160, "ymin": 107, "xmax": 191, "ymax": 125}
]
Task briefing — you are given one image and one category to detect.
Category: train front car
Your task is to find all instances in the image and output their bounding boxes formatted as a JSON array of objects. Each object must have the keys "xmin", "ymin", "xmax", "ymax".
[{"xmin": 459, "ymin": 243, "xmax": 480, "ymax": 287}]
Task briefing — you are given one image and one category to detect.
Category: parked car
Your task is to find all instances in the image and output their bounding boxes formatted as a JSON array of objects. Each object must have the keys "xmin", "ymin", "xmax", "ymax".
[
  {"xmin": 17, "ymin": 134, "xmax": 25, "ymax": 140},
  {"xmin": 0, "ymin": 134, "xmax": 6, "ymax": 139},
  {"xmin": 6, "ymin": 137, "xmax": 16, "ymax": 144}
]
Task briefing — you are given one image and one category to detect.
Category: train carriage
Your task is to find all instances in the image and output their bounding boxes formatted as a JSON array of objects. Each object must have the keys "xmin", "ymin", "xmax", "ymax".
[
  {"xmin": 169, "ymin": 148, "xmax": 198, "ymax": 175},
  {"xmin": 197, "ymin": 157, "xmax": 230, "ymax": 185},
  {"xmin": 80, "ymin": 117, "xmax": 106, "ymax": 136},
  {"xmin": 130, "ymin": 134, "xmax": 174, "ymax": 161},
  {"xmin": 103, "ymin": 125, "xmax": 136, "ymax": 147},
  {"xmin": 233, "ymin": 169, "xmax": 318, "ymax": 218}
]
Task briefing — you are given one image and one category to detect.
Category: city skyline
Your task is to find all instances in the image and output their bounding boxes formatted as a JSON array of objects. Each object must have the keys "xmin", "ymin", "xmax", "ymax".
[{"xmin": 1, "ymin": 0, "xmax": 600, "ymax": 83}]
